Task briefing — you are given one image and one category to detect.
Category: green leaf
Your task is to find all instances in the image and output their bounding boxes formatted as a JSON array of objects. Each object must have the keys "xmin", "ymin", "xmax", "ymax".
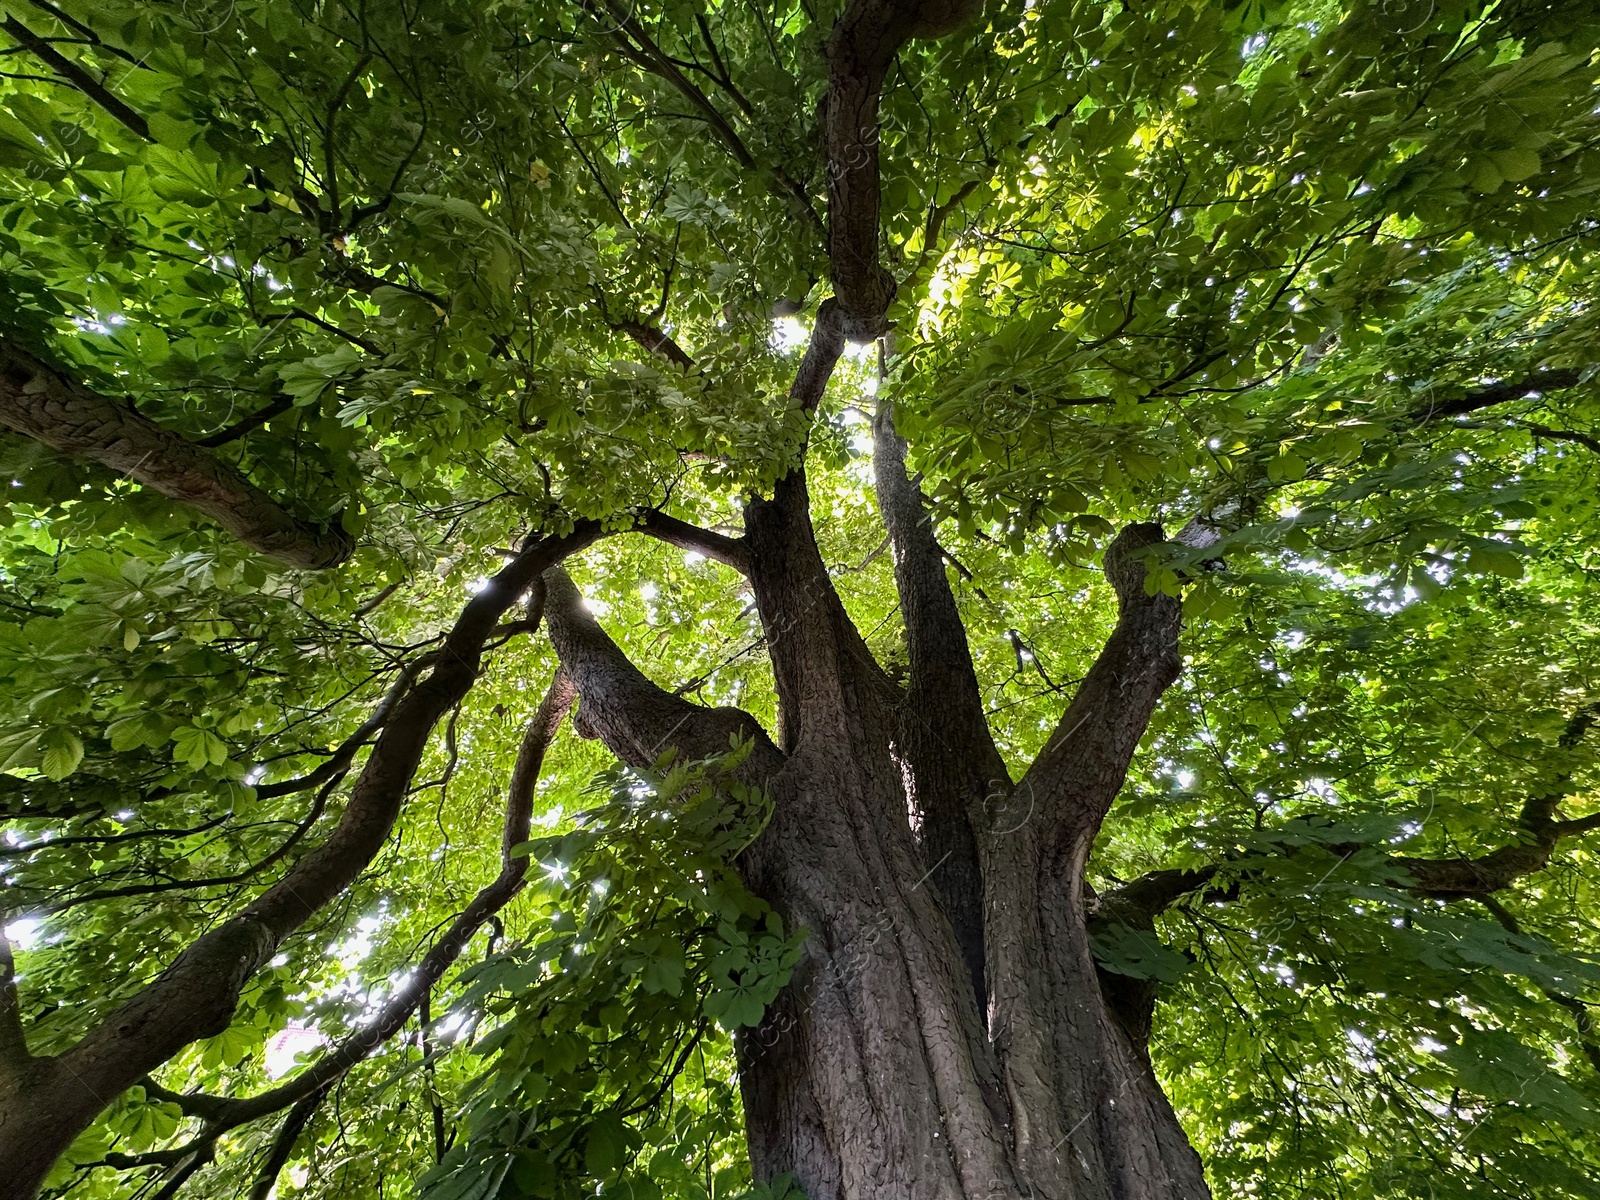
[
  {"xmin": 38, "ymin": 727, "xmax": 83, "ymax": 781},
  {"xmin": 171, "ymin": 725, "xmax": 228, "ymax": 769}
]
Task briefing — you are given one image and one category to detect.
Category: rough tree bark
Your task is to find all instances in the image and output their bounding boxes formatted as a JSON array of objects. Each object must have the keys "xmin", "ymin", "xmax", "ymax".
[
  {"xmin": 546, "ymin": 455, "xmax": 1214, "ymax": 1200},
  {"xmin": 0, "ymin": 337, "xmax": 353, "ymax": 570},
  {"xmin": 532, "ymin": 0, "xmax": 1216, "ymax": 1193}
]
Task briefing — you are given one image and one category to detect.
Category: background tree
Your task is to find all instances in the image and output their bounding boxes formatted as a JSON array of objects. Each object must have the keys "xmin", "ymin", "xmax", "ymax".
[{"xmin": 1, "ymin": 0, "xmax": 1599, "ymax": 1198}]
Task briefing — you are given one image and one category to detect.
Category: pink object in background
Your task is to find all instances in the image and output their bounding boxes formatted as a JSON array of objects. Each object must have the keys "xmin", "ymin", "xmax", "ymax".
[{"xmin": 264, "ymin": 1025, "xmax": 328, "ymax": 1079}]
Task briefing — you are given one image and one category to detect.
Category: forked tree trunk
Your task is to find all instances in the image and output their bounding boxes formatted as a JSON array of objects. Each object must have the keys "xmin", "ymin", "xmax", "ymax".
[
  {"xmin": 544, "ymin": 463, "xmax": 1212, "ymax": 1200},
  {"xmin": 737, "ymin": 756, "xmax": 1208, "ymax": 1200}
]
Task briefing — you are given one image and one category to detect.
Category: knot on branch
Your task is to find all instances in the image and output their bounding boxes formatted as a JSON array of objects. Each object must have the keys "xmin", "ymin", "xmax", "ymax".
[
  {"xmin": 1103, "ymin": 522, "xmax": 1167, "ymax": 606},
  {"xmin": 838, "ymin": 300, "xmax": 891, "ymax": 343}
]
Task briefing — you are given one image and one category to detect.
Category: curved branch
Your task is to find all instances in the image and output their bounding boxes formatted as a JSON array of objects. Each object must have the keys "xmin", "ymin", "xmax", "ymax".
[
  {"xmin": 1478, "ymin": 896, "xmax": 1600, "ymax": 1075},
  {"xmin": 4, "ymin": 522, "xmax": 602, "ymax": 1196},
  {"xmin": 1411, "ymin": 368, "xmax": 1584, "ymax": 422},
  {"xmin": 634, "ymin": 508, "xmax": 749, "ymax": 574},
  {"xmin": 255, "ymin": 654, "xmax": 437, "ymax": 800},
  {"xmin": 136, "ymin": 670, "xmax": 577, "ymax": 1139},
  {"xmin": 247, "ymin": 1086, "xmax": 330, "ymax": 1200},
  {"xmin": 542, "ymin": 567, "xmax": 783, "ymax": 778},
  {"xmin": 1020, "ymin": 519, "xmax": 1221, "ymax": 864},
  {"xmin": 616, "ymin": 319, "xmax": 694, "ymax": 369},
  {"xmin": 0, "ymin": 338, "xmax": 352, "ymax": 570},
  {"xmin": 0, "ymin": 16, "xmax": 150, "ymax": 140},
  {"xmin": 1102, "ymin": 701, "xmax": 1600, "ymax": 921}
]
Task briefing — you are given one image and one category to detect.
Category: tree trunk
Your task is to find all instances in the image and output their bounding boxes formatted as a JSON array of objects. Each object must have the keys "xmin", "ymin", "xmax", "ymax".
[
  {"xmin": 736, "ymin": 749, "xmax": 1209, "ymax": 1200},
  {"xmin": 728, "ymin": 481, "xmax": 1209, "ymax": 1200},
  {"xmin": 545, "ymin": 468, "xmax": 1210, "ymax": 1200}
]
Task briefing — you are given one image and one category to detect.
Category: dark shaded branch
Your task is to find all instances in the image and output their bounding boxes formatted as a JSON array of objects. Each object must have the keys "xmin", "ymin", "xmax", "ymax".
[
  {"xmin": 1410, "ymin": 368, "xmax": 1583, "ymax": 422},
  {"xmin": 247, "ymin": 1085, "xmax": 330, "ymax": 1200},
  {"xmin": 11, "ymin": 523, "xmax": 601, "ymax": 1196},
  {"xmin": 150, "ymin": 1144, "xmax": 214, "ymax": 1200},
  {"xmin": 634, "ymin": 508, "xmax": 749, "ymax": 574},
  {"xmin": 135, "ymin": 668, "xmax": 578, "ymax": 1135},
  {"xmin": 0, "ymin": 16, "xmax": 151, "ymax": 140},
  {"xmin": 1478, "ymin": 896, "xmax": 1600, "ymax": 1075},
  {"xmin": 328, "ymin": 257, "xmax": 448, "ymax": 312},
  {"xmin": 255, "ymin": 655, "xmax": 436, "ymax": 800},
  {"xmin": 0, "ymin": 933, "xmax": 27, "ymax": 1073},
  {"xmin": 787, "ymin": 301, "xmax": 847, "ymax": 414},
  {"xmin": 616, "ymin": 319, "xmax": 693, "ymax": 369},
  {"xmin": 43, "ymin": 773, "xmax": 339, "ymax": 913},
  {"xmin": 1103, "ymin": 700, "xmax": 1600, "ymax": 920},
  {"xmin": 821, "ymin": 0, "xmax": 978, "ymax": 328},
  {"xmin": 20, "ymin": 0, "xmax": 137, "ymax": 64},
  {"xmin": 580, "ymin": 0, "xmax": 821, "ymax": 230},
  {"xmin": 587, "ymin": 0, "xmax": 755, "ymax": 169},
  {"xmin": 0, "ymin": 337, "xmax": 352, "ymax": 569},
  {"xmin": 196, "ymin": 395, "xmax": 294, "ymax": 448},
  {"xmin": 1520, "ymin": 420, "xmax": 1600, "ymax": 455},
  {"xmin": 1021, "ymin": 518, "xmax": 1222, "ymax": 863},
  {"xmin": 872, "ymin": 399, "xmax": 1006, "ymax": 1009},
  {"xmin": 269, "ymin": 308, "xmax": 385, "ymax": 356},
  {"xmin": 543, "ymin": 567, "xmax": 783, "ymax": 778},
  {"xmin": 1093, "ymin": 866, "xmax": 1224, "ymax": 929}
]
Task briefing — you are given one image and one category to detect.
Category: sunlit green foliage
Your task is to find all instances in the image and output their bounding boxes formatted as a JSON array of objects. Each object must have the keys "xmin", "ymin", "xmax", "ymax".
[{"xmin": 2, "ymin": 0, "xmax": 1599, "ymax": 1196}]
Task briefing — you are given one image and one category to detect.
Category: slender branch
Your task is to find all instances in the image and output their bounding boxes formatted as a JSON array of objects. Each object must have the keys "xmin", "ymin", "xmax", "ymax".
[
  {"xmin": 615, "ymin": 319, "xmax": 693, "ymax": 369},
  {"xmin": 268, "ymin": 308, "xmax": 385, "ymax": 357},
  {"xmin": 0, "ymin": 16, "xmax": 150, "ymax": 140},
  {"xmin": 1478, "ymin": 896, "xmax": 1600, "ymax": 1074},
  {"xmin": 1102, "ymin": 700, "xmax": 1600, "ymax": 921},
  {"xmin": 247, "ymin": 1085, "xmax": 329, "ymax": 1200},
  {"xmin": 146, "ymin": 669, "xmax": 577, "ymax": 1134},
  {"xmin": 196, "ymin": 395, "xmax": 294, "ymax": 448},
  {"xmin": 1520, "ymin": 420, "xmax": 1600, "ymax": 455},
  {"xmin": 254, "ymin": 655, "xmax": 434, "ymax": 799},
  {"xmin": 585, "ymin": 0, "xmax": 755, "ymax": 169},
  {"xmin": 43, "ymin": 772, "xmax": 339, "ymax": 913},
  {"xmin": 9, "ymin": 523, "xmax": 602, "ymax": 1197},
  {"xmin": 1410, "ymin": 368, "xmax": 1584, "ymax": 422}
]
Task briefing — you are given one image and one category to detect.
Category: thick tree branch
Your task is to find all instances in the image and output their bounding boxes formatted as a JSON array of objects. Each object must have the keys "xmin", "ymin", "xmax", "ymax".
[
  {"xmin": 246, "ymin": 1085, "xmax": 330, "ymax": 1200},
  {"xmin": 1021, "ymin": 518, "xmax": 1221, "ymax": 864},
  {"xmin": 0, "ymin": 16, "xmax": 151, "ymax": 140},
  {"xmin": 0, "ymin": 933, "xmax": 27, "ymax": 1075},
  {"xmin": 821, "ymin": 0, "xmax": 979, "ymax": 329},
  {"xmin": 0, "ymin": 338, "xmax": 353, "ymax": 570},
  {"xmin": 1103, "ymin": 701, "xmax": 1600, "ymax": 921},
  {"xmin": 4, "ymin": 522, "xmax": 601, "ymax": 1196},
  {"xmin": 616, "ymin": 319, "xmax": 694, "ymax": 369},
  {"xmin": 1410, "ymin": 368, "xmax": 1584, "ymax": 422},
  {"xmin": 542, "ymin": 567, "xmax": 783, "ymax": 778},
  {"xmin": 634, "ymin": 508, "xmax": 749, "ymax": 574},
  {"xmin": 872, "ymin": 399, "xmax": 1007, "ymax": 1008}
]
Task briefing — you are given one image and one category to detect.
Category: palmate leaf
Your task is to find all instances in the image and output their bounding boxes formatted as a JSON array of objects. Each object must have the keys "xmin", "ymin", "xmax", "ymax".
[
  {"xmin": 1090, "ymin": 923, "xmax": 1192, "ymax": 985},
  {"xmin": 4, "ymin": 0, "xmax": 1600, "ymax": 1197}
]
